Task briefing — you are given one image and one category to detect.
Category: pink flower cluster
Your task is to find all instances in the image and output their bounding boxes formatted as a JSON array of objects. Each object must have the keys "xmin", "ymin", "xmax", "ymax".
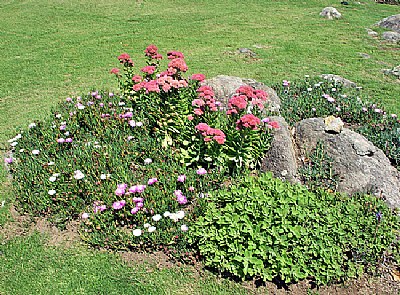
[
  {"xmin": 111, "ymin": 183, "xmax": 150, "ymax": 214},
  {"xmin": 195, "ymin": 123, "xmax": 226, "ymax": 144},
  {"xmin": 118, "ymin": 53, "xmax": 134, "ymax": 66},
  {"xmin": 167, "ymin": 51, "xmax": 184, "ymax": 59},
  {"xmin": 261, "ymin": 118, "xmax": 280, "ymax": 129},
  {"xmin": 141, "ymin": 66, "xmax": 156, "ymax": 75},
  {"xmin": 93, "ymin": 201, "xmax": 107, "ymax": 213},
  {"xmin": 174, "ymin": 190, "xmax": 187, "ymax": 205},
  {"xmin": 167, "ymin": 58, "xmax": 188, "ymax": 73},
  {"xmin": 192, "ymin": 85, "xmax": 219, "ymax": 115},
  {"xmin": 236, "ymin": 114, "xmax": 261, "ymax": 130},
  {"xmin": 227, "ymin": 85, "xmax": 268, "ymax": 115},
  {"xmin": 57, "ymin": 138, "xmax": 73, "ymax": 143},
  {"xmin": 133, "ymin": 76, "xmax": 188, "ymax": 93},
  {"xmin": 144, "ymin": 44, "xmax": 163, "ymax": 60},
  {"xmin": 190, "ymin": 73, "xmax": 206, "ymax": 82}
]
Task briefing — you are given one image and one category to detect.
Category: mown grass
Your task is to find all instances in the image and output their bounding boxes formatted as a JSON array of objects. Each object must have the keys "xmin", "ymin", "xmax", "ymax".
[
  {"xmin": 0, "ymin": 234, "xmax": 250, "ymax": 295},
  {"xmin": 0, "ymin": 0, "xmax": 399, "ymax": 293}
]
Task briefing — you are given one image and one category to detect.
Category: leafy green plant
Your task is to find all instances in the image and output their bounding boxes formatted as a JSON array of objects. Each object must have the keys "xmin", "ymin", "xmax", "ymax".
[{"xmin": 190, "ymin": 172, "xmax": 400, "ymax": 285}]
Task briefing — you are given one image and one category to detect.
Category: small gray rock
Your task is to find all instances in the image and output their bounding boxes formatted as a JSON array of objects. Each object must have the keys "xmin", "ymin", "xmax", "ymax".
[
  {"xmin": 324, "ymin": 115, "xmax": 344, "ymax": 134},
  {"xmin": 382, "ymin": 31, "xmax": 400, "ymax": 42},
  {"xmin": 237, "ymin": 48, "xmax": 257, "ymax": 57},
  {"xmin": 320, "ymin": 7, "xmax": 342, "ymax": 20},
  {"xmin": 382, "ymin": 65, "xmax": 400, "ymax": 78},
  {"xmin": 366, "ymin": 28, "xmax": 378, "ymax": 37}
]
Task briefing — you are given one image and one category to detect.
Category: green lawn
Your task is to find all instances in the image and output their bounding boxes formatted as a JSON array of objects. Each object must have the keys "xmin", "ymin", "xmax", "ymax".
[{"xmin": 1, "ymin": 0, "xmax": 399, "ymax": 293}]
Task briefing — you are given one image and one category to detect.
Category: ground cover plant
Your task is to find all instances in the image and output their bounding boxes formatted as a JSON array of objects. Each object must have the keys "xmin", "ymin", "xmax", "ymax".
[
  {"xmin": 4, "ymin": 46, "xmax": 400, "ymax": 288},
  {"xmin": 274, "ymin": 77, "xmax": 400, "ymax": 170},
  {"xmin": 1, "ymin": 0, "xmax": 400, "ymax": 293}
]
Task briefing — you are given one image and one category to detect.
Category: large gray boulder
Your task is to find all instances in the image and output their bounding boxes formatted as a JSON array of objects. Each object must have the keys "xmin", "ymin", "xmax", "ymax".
[
  {"xmin": 294, "ymin": 117, "xmax": 400, "ymax": 209},
  {"xmin": 261, "ymin": 116, "xmax": 300, "ymax": 184},
  {"xmin": 377, "ymin": 14, "xmax": 400, "ymax": 33},
  {"xmin": 320, "ymin": 74, "xmax": 357, "ymax": 88},
  {"xmin": 204, "ymin": 75, "xmax": 281, "ymax": 113}
]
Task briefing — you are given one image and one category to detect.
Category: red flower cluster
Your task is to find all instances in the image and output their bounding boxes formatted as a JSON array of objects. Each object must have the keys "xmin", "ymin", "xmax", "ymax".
[
  {"xmin": 144, "ymin": 44, "xmax": 163, "ymax": 60},
  {"xmin": 236, "ymin": 114, "xmax": 261, "ymax": 130},
  {"xmin": 118, "ymin": 53, "xmax": 134, "ymax": 66},
  {"xmin": 192, "ymin": 85, "xmax": 218, "ymax": 116},
  {"xmin": 195, "ymin": 123, "xmax": 226, "ymax": 144}
]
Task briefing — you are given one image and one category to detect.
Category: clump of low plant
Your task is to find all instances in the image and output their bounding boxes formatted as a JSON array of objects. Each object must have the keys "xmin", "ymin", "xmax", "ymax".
[
  {"xmin": 298, "ymin": 141, "xmax": 339, "ymax": 192},
  {"xmin": 190, "ymin": 172, "xmax": 400, "ymax": 285},
  {"xmin": 274, "ymin": 77, "xmax": 400, "ymax": 170}
]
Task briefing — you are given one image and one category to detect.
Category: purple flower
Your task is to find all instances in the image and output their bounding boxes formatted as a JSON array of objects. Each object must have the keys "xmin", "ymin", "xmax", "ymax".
[
  {"xmin": 136, "ymin": 202, "xmax": 144, "ymax": 209},
  {"xmin": 94, "ymin": 204, "xmax": 107, "ymax": 213},
  {"xmin": 174, "ymin": 190, "xmax": 183, "ymax": 197},
  {"xmin": 261, "ymin": 118, "xmax": 270, "ymax": 123},
  {"xmin": 60, "ymin": 125, "xmax": 66, "ymax": 131},
  {"xmin": 196, "ymin": 168, "xmax": 207, "ymax": 175},
  {"xmin": 132, "ymin": 197, "xmax": 144, "ymax": 203},
  {"xmin": 57, "ymin": 138, "xmax": 65, "ymax": 143},
  {"xmin": 99, "ymin": 103, "xmax": 104, "ymax": 107},
  {"xmin": 129, "ymin": 184, "xmax": 146, "ymax": 193},
  {"xmin": 112, "ymin": 200, "xmax": 126, "ymax": 210},
  {"xmin": 115, "ymin": 187, "xmax": 125, "ymax": 196},
  {"xmin": 65, "ymin": 138, "xmax": 73, "ymax": 143},
  {"xmin": 66, "ymin": 97, "xmax": 72, "ymax": 102},
  {"xmin": 177, "ymin": 174, "xmax": 186, "ymax": 182},
  {"xmin": 4, "ymin": 157, "xmax": 13, "ymax": 164},
  {"xmin": 109, "ymin": 92, "xmax": 114, "ymax": 97},
  {"xmin": 131, "ymin": 207, "xmax": 140, "ymax": 214},
  {"xmin": 81, "ymin": 212, "xmax": 89, "ymax": 219},
  {"xmin": 177, "ymin": 194, "xmax": 187, "ymax": 205},
  {"xmin": 148, "ymin": 178, "xmax": 158, "ymax": 185},
  {"xmin": 118, "ymin": 183, "xmax": 128, "ymax": 190}
]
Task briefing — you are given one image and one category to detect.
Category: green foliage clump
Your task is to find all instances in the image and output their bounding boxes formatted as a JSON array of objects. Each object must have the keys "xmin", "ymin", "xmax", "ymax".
[
  {"xmin": 274, "ymin": 77, "xmax": 400, "ymax": 170},
  {"xmin": 191, "ymin": 172, "xmax": 400, "ymax": 285}
]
